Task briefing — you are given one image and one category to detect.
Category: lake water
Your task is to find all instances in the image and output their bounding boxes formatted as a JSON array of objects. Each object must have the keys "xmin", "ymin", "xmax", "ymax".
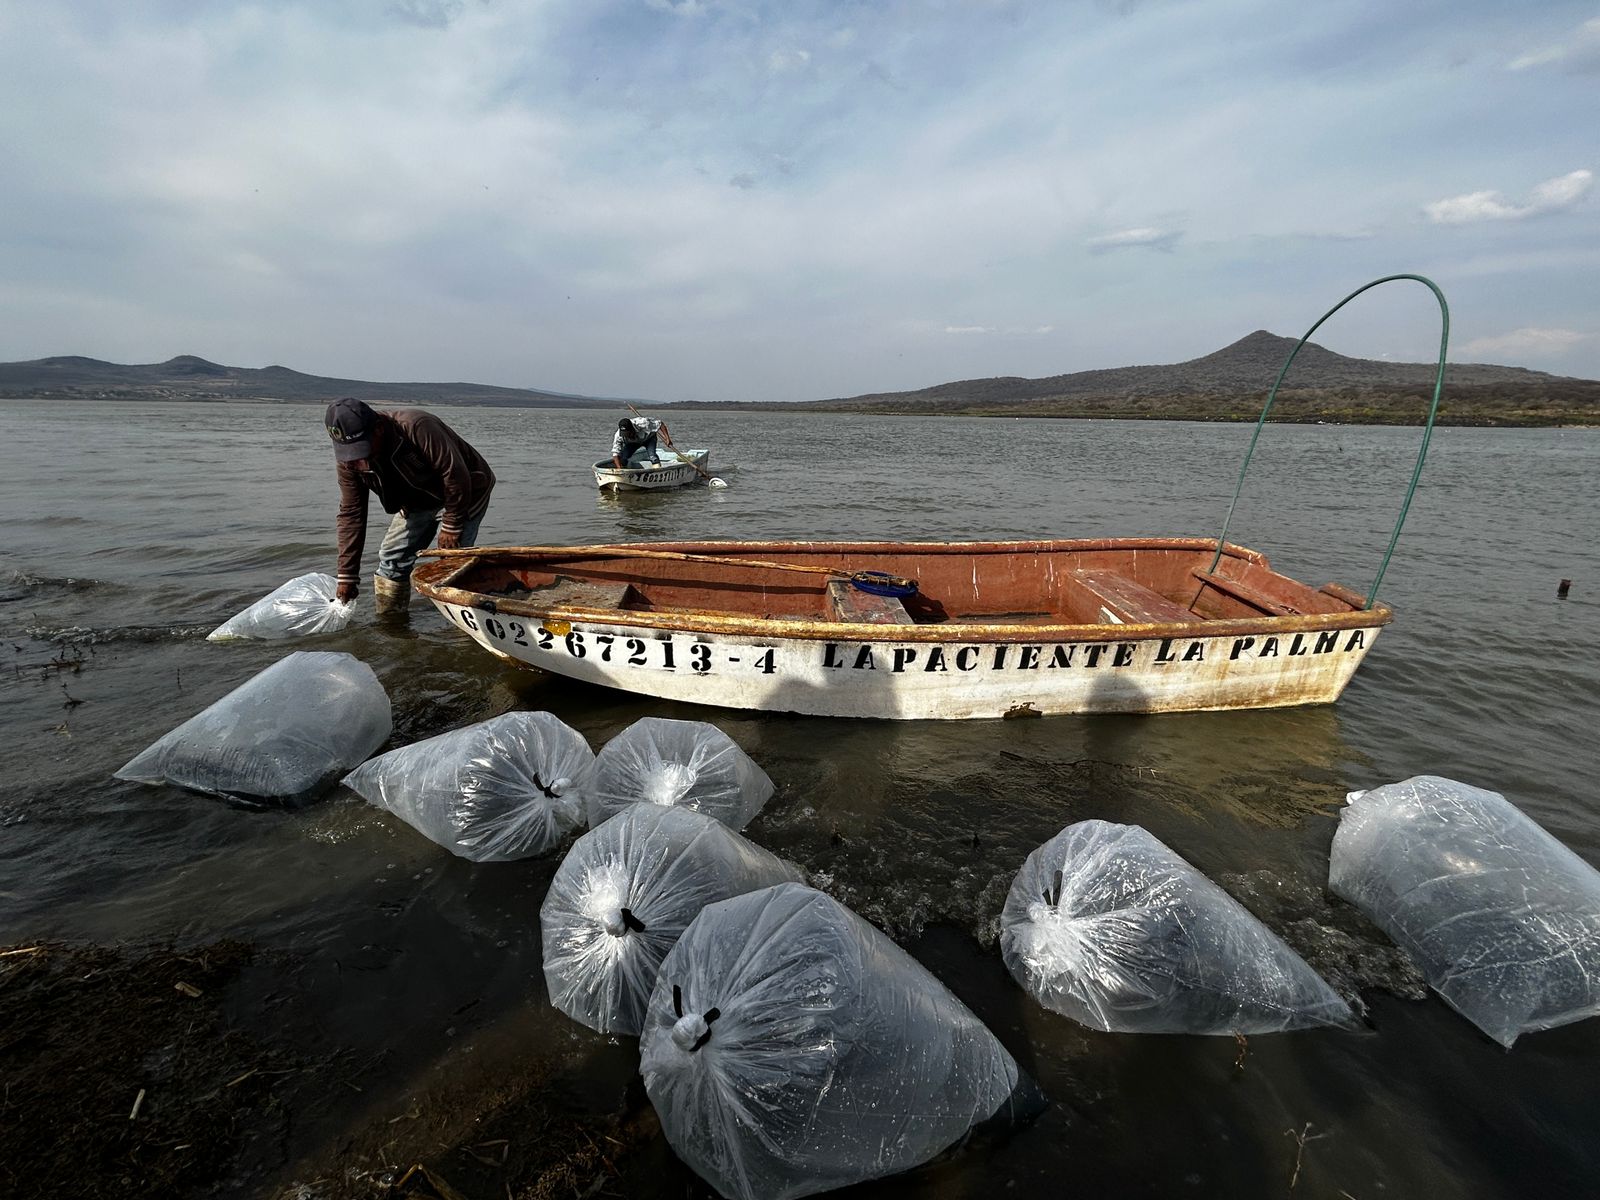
[{"xmin": 3, "ymin": 400, "xmax": 1598, "ymax": 1197}]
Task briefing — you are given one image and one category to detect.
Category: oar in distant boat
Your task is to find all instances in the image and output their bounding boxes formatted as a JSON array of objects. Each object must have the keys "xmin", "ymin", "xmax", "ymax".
[{"xmin": 626, "ymin": 403, "xmax": 728, "ymax": 488}]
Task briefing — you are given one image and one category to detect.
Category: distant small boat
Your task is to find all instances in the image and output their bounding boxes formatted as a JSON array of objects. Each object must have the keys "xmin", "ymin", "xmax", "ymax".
[
  {"xmin": 593, "ymin": 450, "xmax": 711, "ymax": 492},
  {"xmin": 412, "ymin": 538, "xmax": 1391, "ymax": 720}
]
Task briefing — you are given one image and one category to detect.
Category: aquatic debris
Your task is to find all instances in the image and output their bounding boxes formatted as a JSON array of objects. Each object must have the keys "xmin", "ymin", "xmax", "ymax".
[{"xmin": 27, "ymin": 623, "xmax": 211, "ymax": 646}]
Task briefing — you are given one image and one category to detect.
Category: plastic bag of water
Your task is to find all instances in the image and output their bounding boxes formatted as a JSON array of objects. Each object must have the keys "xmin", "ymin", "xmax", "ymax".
[
  {"xmin": 541, "ymin": 805, "xmax": 804, "ymax": 1034},
  {"xmin": 1330, "ymin": 775, "xmax": 1600, "ymax": 1048},
  {"xmin": 342, "ymin": 711, "xmax": 592, "ymax": 862},
  {"xmin": 115, "ymin": 651, "xmax": 390, "ymax": 803},
  {"xmin": 1000, "ymin": 820, "xmax": 1351, "ymax": 1035},
  {"xmin": 640, "ymin": 882, "xmax": 1036, "ymax": 1200},
  {"xmin": 583, "ymin": 717, "xmax": 773, "ymax": 831},
  {"xmin": 207, "ymin": 572, "xmax": 354, "ymax": 641}
]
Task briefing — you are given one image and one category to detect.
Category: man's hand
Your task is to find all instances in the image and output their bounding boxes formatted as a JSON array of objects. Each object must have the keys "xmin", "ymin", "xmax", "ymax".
[
  {"xmin": 438, "ymin": 528, "xmax": 461, "ymax": 551},
  {"xmin": 336, "ymin": 580, "xmax": 359, "ymax": 603}
]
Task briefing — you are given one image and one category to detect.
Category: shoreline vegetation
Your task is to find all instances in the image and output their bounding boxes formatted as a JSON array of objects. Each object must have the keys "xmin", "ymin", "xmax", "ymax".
[
  {"xmin": 687, "ymin": 384, "xmax": 1600, "ymax": 428},
  {"xmin": 6, "ymin": 387, "xmax": 1598, "ymax": 427},
  {"xmin": 3, "ymin": 332, "xmax": 1597, "ymax": 427}
]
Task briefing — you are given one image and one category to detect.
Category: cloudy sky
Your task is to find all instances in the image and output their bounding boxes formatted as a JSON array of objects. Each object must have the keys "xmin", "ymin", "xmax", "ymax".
[{"xmin": 2, "ymin": 1, "xmax": 1596, "ymax": 401}]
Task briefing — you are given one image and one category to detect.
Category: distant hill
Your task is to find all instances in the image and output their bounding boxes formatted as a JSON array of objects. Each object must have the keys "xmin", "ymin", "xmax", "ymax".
[
  {"xmin": 681, "ymin": 331, "xmax": 1598, "ymax": 426},
  {"xmin": 816, "ymin": 330, "xmax": 1561, "ymax": 405},
  {"xmin": 4, "ymin": 336, "xmax": 1598, "ymax": 425},
  {"xmin": 0, "ymin": 355, "xmax": 629, "ymax": 409}
]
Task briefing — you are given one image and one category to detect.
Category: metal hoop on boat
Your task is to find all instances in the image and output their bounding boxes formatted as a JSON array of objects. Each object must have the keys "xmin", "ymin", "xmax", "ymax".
[{"xmin": 1208, "ymin": 273, "xmax": 1450, "ymax": 610}]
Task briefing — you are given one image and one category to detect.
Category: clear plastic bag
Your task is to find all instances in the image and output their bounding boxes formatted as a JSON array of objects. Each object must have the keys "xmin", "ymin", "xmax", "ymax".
[
  {"xmin": 541, "ymin": 805, "xmax": 805, "ymax": 1034},
  {"xmin": 207, "ymin": 572, "xmax": 354, "ymax": 641},
  {"xmin": 640, "ymin": 882, "xmax": 1031, "ymax": 1200},
  {"xmin": 115, "ymin": 651, "xmax": 391, "ymax": 803},
  {"xmin": 342, "ymin": 711, "xmax": 593, "ymax": 862},
  {"xmin": 1330, "ymin": 775, "xmax": 1600, "ymax": 1048},
  {"xmin": 1001, "ymin": 820, "xmax": 1351, "ymax": 1035},
  {"xmin": 582, "ymin": 717, "xmax": 773, "ymax": 831}
]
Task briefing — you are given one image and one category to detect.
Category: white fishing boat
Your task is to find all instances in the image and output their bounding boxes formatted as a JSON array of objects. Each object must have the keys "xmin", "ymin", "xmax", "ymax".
[
  {"xmin": 593, "ymin": 450, "xmax": 712, "ymax": 492},
  {"xmin": 412, "ymin": 537, "xmax": 1392, "ymax": 720}
]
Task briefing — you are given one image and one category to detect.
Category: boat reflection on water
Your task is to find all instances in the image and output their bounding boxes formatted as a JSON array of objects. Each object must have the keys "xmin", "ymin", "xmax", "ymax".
[{"xmin": 593, "ymin": 478, "xmax": 733, "ymax": 540}]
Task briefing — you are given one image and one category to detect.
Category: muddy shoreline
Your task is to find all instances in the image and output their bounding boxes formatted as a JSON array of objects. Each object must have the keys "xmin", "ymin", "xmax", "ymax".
[{"xmin": 0, "ymin": 940, "xmax": 670, "ymax": 1200}]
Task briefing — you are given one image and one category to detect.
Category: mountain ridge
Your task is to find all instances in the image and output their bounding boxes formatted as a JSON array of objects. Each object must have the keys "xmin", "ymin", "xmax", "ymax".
[
  {"xmin": 803, "ymin": 330, "xmax": 1562, "ymax": 408},
  {"xmin": 2, "ymin": 335, "xmax": 1596, "ymax": 426},
  {"xmin": 0, "ymin": 354, "xmax": 627, "ymax": 408},
  {"xmin": 736, "ymin": 331, "xmax": 1596, "ymax": 426}
]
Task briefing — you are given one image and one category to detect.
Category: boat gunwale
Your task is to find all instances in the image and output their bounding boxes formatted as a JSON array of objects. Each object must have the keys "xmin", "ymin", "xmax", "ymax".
[
  {"xmin": 424, "ymin": 536, "xmax": 1273, "ymax": 563},
  {"xmin": 413, "ymin": 537, "xmax": 1392, "ymax": 644}
]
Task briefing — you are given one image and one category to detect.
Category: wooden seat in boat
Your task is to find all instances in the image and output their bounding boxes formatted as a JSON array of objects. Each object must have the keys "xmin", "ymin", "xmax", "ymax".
[
  {"xmin": 826, "ymin": 578, "xmax": 914, "ymax": 624},
  {"xmin": 1069, "ymin": 569, "xmax": 1194, "ymax": 625},
  {"xmin": 528, "ymin": 576, "xmax": 635, "ymax": 610},
  {"xmin": 1190, "ymin": 569, "xmax": 1297, "ymax": 615}
]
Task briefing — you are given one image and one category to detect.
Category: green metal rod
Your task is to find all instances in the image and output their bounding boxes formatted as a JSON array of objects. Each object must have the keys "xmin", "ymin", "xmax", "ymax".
[{"xmin": 1208, "ymin": 274, "xmax": 1450, "ymax": 610}]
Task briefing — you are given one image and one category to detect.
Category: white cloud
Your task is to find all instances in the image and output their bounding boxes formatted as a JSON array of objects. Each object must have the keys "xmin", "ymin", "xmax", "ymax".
[
  {"xmin": 1425, "ymin": 190, "xmax": 1526, "ymax": 223},
  {"xmin": 768, "ymin": 48, "xmax": 812, "ymax": 72},
  {"xmin": 1086, "ymin": 227, "xmax": 1182, "ymax": 252},
  {"xmin": 1531, "ymin": 169, "xmax": 1594, "ymax": 209},
  {"xmin": 1459, "ymin": 328, "xmax": 1592, "ymax": 357},
  {"xmin": 941, "ymin": 324, "xmax": 1055, "ymax": 336},
  {"xmin": 387, "ymin": 0, "xmax": 465, "ymax": 29},
  {"xmin": 1424, "ymin": 169, "xmax": 1593, "ymax": 223},
  {"xmin": 1508, "ymin": 17, "xmax": 1600, "ymax": 72},
  {"xmin": 643, "ymin": 0, "xmax": 711, "ymax": 16}
]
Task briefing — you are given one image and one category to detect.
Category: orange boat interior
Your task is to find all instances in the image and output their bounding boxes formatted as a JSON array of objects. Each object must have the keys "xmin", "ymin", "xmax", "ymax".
[{"xmin": 417, "ymin": 539, "xmax": 1371, "ymax": 627}]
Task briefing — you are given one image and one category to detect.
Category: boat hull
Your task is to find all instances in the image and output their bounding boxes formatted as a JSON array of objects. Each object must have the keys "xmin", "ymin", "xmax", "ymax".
[
  {"xmin": 593, "ymin": 451, "xmax": 710, "ymax": 491},
  {"xmin": 414, "ymin": 537, "xmax": 1392, "ymax": 720},
  {"xmin": 420, "ymin": 599, "xmax": 1383, "ymax": 720}
]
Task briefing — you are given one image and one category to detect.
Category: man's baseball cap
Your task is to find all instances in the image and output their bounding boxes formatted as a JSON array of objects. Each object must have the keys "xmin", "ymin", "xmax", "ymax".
[{"xmin": 325, "ymin": 397, "xmax": 377, "ymax": 461}]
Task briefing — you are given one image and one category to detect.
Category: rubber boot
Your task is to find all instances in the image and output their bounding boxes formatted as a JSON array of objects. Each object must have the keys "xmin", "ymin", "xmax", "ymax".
[{"xmin": 373, "ymin": 574, "xmax": 410, "ymax": 615}]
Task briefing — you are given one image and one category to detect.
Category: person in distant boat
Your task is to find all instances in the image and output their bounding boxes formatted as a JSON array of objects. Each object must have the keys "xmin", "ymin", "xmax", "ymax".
[
  {"xmin": 611, "ymin": 415, "xmax": 674, "ymax": 469},
  {"xmin": 324, "ymin": 397, "xmax": 495, "ymax": 614}
]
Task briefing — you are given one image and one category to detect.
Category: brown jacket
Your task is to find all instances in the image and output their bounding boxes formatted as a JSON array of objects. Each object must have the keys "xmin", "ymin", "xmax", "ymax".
[{"xmin": 335, "ymin": 409, "xmax": 494, "ymax": 583}]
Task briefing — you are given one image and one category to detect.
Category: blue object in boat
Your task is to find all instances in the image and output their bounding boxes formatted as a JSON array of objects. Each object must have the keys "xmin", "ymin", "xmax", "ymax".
[{"xmin": 850, "ymin": 571, "xmax": 918, "ymax": 598}]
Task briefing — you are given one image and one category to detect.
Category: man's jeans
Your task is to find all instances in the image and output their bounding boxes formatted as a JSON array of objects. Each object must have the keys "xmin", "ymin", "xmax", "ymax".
[
  {"xmin": 376, "ymin": 508, "xmax": 486, "ymax": 583},
  {"xmin": 623, "ymin": 433, "xmax": 661, "ymax": 466}
]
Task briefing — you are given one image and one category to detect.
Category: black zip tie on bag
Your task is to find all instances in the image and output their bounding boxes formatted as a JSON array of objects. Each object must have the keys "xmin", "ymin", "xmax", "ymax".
[
  {"xmin": 671, "ymin": 984, "xmax": 722, "ymax": 1051},
  {"xmin": 1042, "ymin": 869, "xmax": 1063, "ymax": 907}
]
